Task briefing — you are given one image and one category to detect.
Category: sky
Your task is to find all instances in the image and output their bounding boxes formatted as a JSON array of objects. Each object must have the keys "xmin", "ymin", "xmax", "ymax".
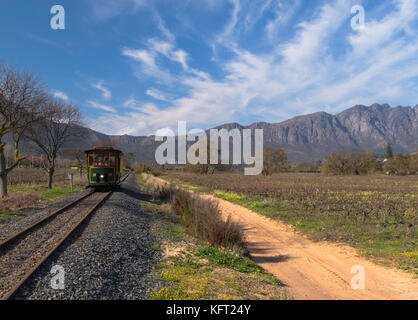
[{"xmin": 1, "ymin": 0, "xmax": 417, "ymax": 136}]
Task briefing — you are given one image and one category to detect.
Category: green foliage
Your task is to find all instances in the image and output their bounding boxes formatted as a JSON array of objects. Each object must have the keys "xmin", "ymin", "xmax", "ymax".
[
  {"xmin": 197, "ymin": 247, "xmax": 262, "ymax": 274},
  {"xmin": 40, "ymin": 185, "xmax": 84, "ymax": 199},
  {"xmin": 148, "ymin": 247, "xmax": 283, "ymax": 300},
  {"xmin": 214, "ymin": 190, "xmax": 245, "ymax": 203},
  {"xmin": 386, "ymin": 143, "xmax": 394, "ymax": 159}
]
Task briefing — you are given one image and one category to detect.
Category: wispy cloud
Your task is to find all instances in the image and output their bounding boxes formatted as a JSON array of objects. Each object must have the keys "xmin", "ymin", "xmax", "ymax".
[
  {"xmin": 123, "ymin": 96, "xmax": 139, "ymax": 108},
  {"xmin": 91, "ymin": 80, "xmax": 112, "ymax": 100},
  {"xmin": 122, "ymin": 47, "xmax": 175, "ymax": 82},
  {"xmin": 265, "ymin": 1, "xmax": 301, "ymax": 42},
  {"xmin": 146, "ymin": 88, "xmax": 174, "ymax": 101},
  {"xmin": 88, "ymin": 100, "xmax": 116, "ymax": 113},
  {"xmin": 147, "ymin": 38, "xmax": 189, "ymax": 70}
]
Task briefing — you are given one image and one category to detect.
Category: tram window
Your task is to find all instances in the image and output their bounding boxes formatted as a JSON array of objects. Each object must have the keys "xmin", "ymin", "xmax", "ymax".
[
  {"xmin": 95, "ymin": 155, "xmax": 105, "ymax": 166},
  {"xmin": 89, "ymin": 155, "xmax": 93, "ymax": 166},
  {"xmin": 109, "ymin": 156, "xmax": 115, "ymax": 166}
]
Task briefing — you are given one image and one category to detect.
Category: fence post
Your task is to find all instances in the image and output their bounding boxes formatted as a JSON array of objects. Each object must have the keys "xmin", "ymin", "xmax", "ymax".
[{"xmin": 67, "ymin": 173, "xmax": 74, "ymax": 192}]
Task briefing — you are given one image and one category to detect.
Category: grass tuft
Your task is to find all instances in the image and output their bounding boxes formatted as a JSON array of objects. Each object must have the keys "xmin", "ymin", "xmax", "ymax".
[
  {"xmin": 197, "ymin": 246, "xmax": 261, "ymax": 274},
  {"xmin": 171, "ymin": 188, "xmax": 245, "ymax": 251}
]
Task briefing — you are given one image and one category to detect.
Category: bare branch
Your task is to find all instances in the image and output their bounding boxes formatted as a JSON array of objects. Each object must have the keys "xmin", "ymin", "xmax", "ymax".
[{"xmin": 25, "ymin": 98, "xmax": 83, "ymax": 188}]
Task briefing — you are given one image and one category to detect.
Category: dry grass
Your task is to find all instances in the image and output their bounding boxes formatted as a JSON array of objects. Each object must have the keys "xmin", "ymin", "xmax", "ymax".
[
  {"xmin": 0, "ymin": 192, "xmax": 41, "ymax": 212},
  {"xmin": 170, "ymin": 187, "xmax": 246, "ymax": 252},
  {"xmin": 145, "ymin": 177, "xmax": 246, "ymax": 253},
  {"xmin": 0, "ymin": 171, "xmax": 87, "ymax": 228}
]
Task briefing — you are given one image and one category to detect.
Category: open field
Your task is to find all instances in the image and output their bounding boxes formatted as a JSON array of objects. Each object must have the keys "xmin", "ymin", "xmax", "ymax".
[
  {"xmin": 5, "ymin": 168, "xmax": 82, "ymax": 185},
  {"xmin": 0, "ymin": 168, "xmax": 86, "ymax": 227},
  {"xmin": 163, "ymin": 172, "xmax": 418, "ymax": 274}
]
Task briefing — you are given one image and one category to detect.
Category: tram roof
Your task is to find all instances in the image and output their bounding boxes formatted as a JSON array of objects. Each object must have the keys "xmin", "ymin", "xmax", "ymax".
[{"xmin": 84, "ymin": 147, "xmax": 122, "ymax": 154}]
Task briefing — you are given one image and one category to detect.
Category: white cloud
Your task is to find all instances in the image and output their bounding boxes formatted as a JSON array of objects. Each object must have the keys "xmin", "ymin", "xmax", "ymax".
[
  {"xmin": 101, "ymin": 0, "xmax": 418, "ymax": 136},
  {"xmin": 88, "ymin": 100, "xmax": 116, "ymax": 113},
  {"xmin": 146, "ymin": 88, "xmax": 174, "ymax": 101},
  {"xmin": 348, "ymin": 0, "xmax": 417, "ymax": 56},
  {"xmin": 122, "ymin": 12, "xmax": 191, "ymax": 82},
  {"xmin": 155, "ymin": 127, "xmax": 175, "ymax": 136},
  {"xmin": 214, "ymin": 0, "xmax": 241, "ymax": 47},
  {"xmin": 91, "ymin": 80, "xmax": 112, "ymax": 100},
  {"xmin": 52, "ymin": 90, "xmax": 70, "ymax": 102},
  {"xmin": 155, "ymin": 12, "xmax": 175, "ymax": 42},
  {"xmin": 123, "ymin": 96, "xmax": 139, "ymax": 108},
  {"xmin": 147, "ymin": 38, "xmax": 189, "ymax": 70},
  {"xmin": 122, "ymin": 48, "xmax": 156, "ymax": 67},
  {"xmin": 122, "ymin": 47, "xmax": 175, "ymax": 82}
]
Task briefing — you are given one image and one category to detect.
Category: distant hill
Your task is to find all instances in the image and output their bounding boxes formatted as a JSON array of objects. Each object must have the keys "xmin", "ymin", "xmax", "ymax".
[{"xmin": 11, "ymin": 103, "xmax": 418, "ymax": 163}]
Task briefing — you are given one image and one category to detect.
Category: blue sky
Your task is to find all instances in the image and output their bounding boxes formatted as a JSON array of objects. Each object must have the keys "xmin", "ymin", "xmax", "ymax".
[{"xmin": 1, "ymin": 0, "xmax": 417, "ymax": 136}]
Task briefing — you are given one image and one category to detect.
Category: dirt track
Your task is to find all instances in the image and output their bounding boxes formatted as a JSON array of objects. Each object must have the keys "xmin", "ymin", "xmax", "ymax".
[{"xmin": 144, "ymin": 174, "xmax": 418, "ymax": 300}]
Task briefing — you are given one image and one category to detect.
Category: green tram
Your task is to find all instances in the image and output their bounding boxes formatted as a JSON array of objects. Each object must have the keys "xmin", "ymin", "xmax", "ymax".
[{"xmin": 85, "ymin": 147, "xmax": 123, "ymax": 188}]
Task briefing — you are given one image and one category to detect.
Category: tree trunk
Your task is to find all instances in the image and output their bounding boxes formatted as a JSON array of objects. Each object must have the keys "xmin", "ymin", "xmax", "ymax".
[
  {"xmin": 0, "ymin": 173, "xmax": 7, "ymax": 198},
  {"xmin": 0, "ymin": 146, "xmax": 8, "ymax": 198},
  {"xmin": 47, "ymin": 167, "xmax": 54, "ymax": 189}
]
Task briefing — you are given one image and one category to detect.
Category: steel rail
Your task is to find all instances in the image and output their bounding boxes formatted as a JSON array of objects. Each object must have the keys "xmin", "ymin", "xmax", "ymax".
[
  {"xmin": 0, "ymin": 172, "xmax": 131, "ymax": 300},
  {"xmin": 0, "ymin": 172, "xmax": 130, "ymax": 250}
]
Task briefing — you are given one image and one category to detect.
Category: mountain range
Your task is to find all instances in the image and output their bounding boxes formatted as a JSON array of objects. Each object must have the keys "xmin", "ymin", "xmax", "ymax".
[{"xmin": 13, "ymin": 103, "xmax": 418, "ymax": 163}]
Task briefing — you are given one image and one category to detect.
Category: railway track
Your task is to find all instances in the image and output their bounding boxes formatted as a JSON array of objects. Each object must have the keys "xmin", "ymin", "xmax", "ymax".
[{"xmin": 0, "ymin": 173, "xmax": 130, "ymax": 300}]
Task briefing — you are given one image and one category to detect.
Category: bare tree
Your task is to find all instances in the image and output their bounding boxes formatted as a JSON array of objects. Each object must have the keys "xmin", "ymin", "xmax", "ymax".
[
  {"xmin": 25, "ymin": 99, "xmax": 82, "ymax": 188},
  {"xmin": 0, "ymin": 63, "xmax": 46, "ymax": 197}
]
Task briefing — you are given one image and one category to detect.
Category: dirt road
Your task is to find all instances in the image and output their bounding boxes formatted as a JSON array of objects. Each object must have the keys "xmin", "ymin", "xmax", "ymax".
[{"xmin": 144, "ymin": 174, "xmax": 418, "ymax": 300}]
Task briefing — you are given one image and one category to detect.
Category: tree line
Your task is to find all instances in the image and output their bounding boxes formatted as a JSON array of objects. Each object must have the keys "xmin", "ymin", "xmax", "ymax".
[
  {"xmin": 0, "ymin": 63, "xmax": 82, "ymax": 197},
  {"xmin": 321, "ymin": 144, "xmax": 417, "ymax": 175},
  {"xmin": 263, "ymin": 144, "xmax": 417, "ymax": 176},
  {"xmin": 180, "ymin": 143, "xmax": 417, "ymax": 176}
]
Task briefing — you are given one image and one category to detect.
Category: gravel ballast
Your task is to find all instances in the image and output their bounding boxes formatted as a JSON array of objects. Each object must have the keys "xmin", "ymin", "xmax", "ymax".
[{"xmin": 13, "ymin": 174, "xmax": 161, "ymax": 300}]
